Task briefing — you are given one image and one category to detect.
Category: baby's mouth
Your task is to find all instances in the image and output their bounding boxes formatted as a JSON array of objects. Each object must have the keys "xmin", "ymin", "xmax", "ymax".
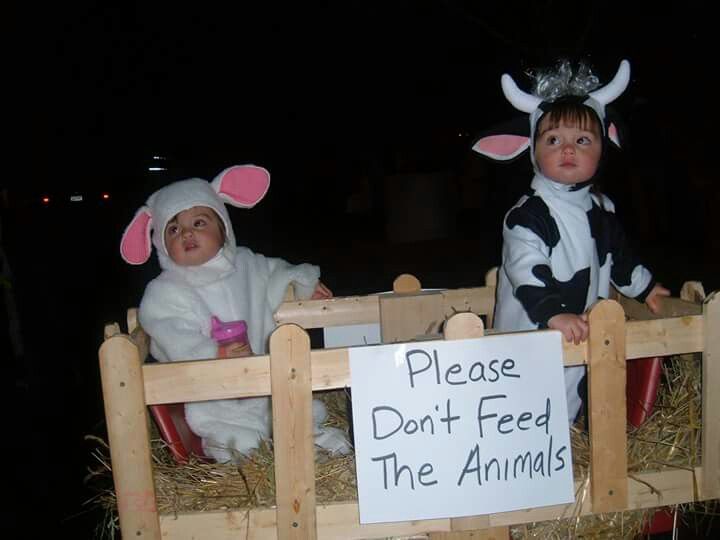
[{"xmin": 184, "ymin": 242, "xmax": 198, "ymax": 251}]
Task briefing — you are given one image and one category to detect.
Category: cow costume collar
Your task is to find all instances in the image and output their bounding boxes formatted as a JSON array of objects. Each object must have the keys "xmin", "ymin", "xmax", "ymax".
[
  {"xmin": 532, "ymin": 172, "xmax": 594, "ymax": 209},
  {"xmin": 473, "ymin": 60, "xmax": 630, "ymax": 179}
]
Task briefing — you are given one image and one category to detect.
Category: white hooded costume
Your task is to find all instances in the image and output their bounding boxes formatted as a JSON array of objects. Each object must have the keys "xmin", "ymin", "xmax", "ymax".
[{"xmin": 120, "ymin": 165, "xmax": 351, "ymax": 462}]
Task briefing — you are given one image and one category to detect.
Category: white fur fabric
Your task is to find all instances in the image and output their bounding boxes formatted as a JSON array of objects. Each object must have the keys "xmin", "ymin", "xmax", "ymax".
[
  {"xmin": 136, "ymin": 177, "xmax": 351, "ymax": 461},
  {"xmin": 186, "ymin": 398, "xmax": 351, "ymax": 463}
]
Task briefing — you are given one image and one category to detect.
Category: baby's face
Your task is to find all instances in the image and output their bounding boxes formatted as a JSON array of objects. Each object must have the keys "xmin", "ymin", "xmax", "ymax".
[
  {"xmin": 164, "ymin": 206, "xmax": 224, "ymax": 267},
  {"xmin": 534, "ymin": 119, "xmax": 602, "ymax": 185}
]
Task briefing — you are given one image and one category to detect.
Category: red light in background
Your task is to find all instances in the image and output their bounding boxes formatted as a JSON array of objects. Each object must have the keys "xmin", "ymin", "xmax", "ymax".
[
  {"xmin": 102, "ymin": 193, "xmax": 110, "ymax": 200},
  {"xmin": 41, "ymin": 196, "xmax": 50, "ymax": 204}
]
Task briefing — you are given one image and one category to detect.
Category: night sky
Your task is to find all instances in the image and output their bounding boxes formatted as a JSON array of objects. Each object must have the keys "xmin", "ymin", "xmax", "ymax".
[
  {"xmin": 6, "ymin": 2, "xmax": 719, "ymax": 537},
  {"xmin": 14, "ymin": 3, "xmax": 715, "ymax": 187}
]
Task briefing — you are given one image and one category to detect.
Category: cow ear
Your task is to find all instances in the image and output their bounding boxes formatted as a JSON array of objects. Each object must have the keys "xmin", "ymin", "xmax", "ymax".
[
  {"xmin": 472, "ymin": 135, "xmax": 530, "ymax": 161},
  {"xmin": 607, "ymin": 123, "xmax": 621, "ymax": 148},
  {"xmin": 212, "ymin": 165, "xmax": 271, "ymax": 208},
  {"xmin": 120, "ymin": 206, "xmax": 153, "ymax": 265}
]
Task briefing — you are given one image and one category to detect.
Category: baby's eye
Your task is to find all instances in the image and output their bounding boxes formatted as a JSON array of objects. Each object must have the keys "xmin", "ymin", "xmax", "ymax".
[
  {"xmin": 193, "ymin": 219, "xmax": 206, "ymax": 228},
  {"xmin": 547, "ymin": 135, "xmax": 560, "ymax": 145},
  {"xmin": 577, "ymin": 136, "xmax": 592, "ymax": 145},
  {"xmin": 166, "ymin": 225, "xmax": 179, "ymax": 235}
]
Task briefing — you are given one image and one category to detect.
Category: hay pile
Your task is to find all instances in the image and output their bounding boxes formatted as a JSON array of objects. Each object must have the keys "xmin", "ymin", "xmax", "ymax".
[
  {"xmin": 85, "ymin": 355, "xmax": 706, "ymax": 539},
  {"xmin": 512, "ymin": 353, "xmax": 703, "ymax": 539}
]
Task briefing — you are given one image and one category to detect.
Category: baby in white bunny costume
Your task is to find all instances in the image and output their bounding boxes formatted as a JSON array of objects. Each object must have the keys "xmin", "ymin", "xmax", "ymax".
[{"xmin": 120, "ymin": 164, "xmax": 351, "ymax": 462}]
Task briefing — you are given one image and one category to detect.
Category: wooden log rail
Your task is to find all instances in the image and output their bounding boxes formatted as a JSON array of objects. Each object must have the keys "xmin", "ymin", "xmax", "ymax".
[{"xmin": 99, "ymin": 282, "xmax": 719, "ymax": 540}]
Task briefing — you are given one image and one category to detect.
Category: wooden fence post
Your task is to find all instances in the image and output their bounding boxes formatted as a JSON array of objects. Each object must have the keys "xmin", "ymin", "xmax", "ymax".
[
  {"xmin": 379, "ymin": 274, "xmax": 445, "ymax": 343},
  {"xmin": 429, "ymin": 312, "xmax": 510, "ymax": 540},
  {"xmin": 99, "ymin": 335, "xmax": 161, "ymax": 539},
  {"xmin": 484, "ymin": 267, "xmax": 498, "ymax": 328},
  {"xmin": 702, "ymin": 292, "xmax": 720, "ymax": 498},
  {"xmin": 587, "ymin": 299, "xmax": 628, "ymax": 512},
  {"xmin": 270, "ymin": 324, "xmax": 317, "ymax": 540}
]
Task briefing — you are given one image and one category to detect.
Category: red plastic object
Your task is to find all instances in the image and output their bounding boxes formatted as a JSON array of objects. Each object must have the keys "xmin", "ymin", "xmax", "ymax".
[
  {"xmin": 644, "ymin": 506, "xmax": 676, "ymax": 535},
  {"xmin": 149, "ymin": 403, "xmax": 208, "ymax": 464},
  {"xmin": 627, "ymin": 356, "xmax": 675, "ymax": 535},
  {"xmin": 626, "ymin": 356, "xmax": 663, "ymax": 428}
]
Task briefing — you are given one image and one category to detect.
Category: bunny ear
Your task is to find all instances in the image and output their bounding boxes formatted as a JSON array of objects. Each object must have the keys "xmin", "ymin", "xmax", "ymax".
[
  {"xmin": 212, "ymin": 165, "xmax": 271, "ymax": 208},
  {"xmin": 120, "ymin": 207, "xmax": 153, "ymax": 265}
]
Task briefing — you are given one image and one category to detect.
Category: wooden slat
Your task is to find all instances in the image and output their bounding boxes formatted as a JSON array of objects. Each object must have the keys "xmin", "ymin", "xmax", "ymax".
[
  {"xmin": 104, "ymin": 322, "xmax": 121, "ymax": 339},
  {"xmin": 156, "ymin": 467, "xmax": 709, "ymax": 539},
  {"xmin": 488, "ymin": 467, "xmax": 706, "ymax": 527},
  {"xmin": 702, "ymin": 291, "xmax": 720, "ymax": 498},
  {"xmin": 483, "ymin": 267, "xmax": 498, "ymax": 328},
  {"xmin": 283, "ymin": 283, "xmax": 296, "ymax": 302},
  {"xmin": 625, "ymin": 316, "xmax": 704, "ymax": 358},
  {"xmin": 441, "ymin": 287, "xmax": 496, "ymax": 320},
  {"xmin": 619, "ymin": 295, "xmax": 702, "ymax": 320},
  {"xmin": 142, "ymin": 348, "xmax": 350, "ymax": 404},
  {"xmin": 274, "ymin": 286, "xmax": 500, "ymax": 330},
  {"xmin": 379, "ymin": 290, "xmax": 445, "ymax": 343},
  {"xmin": 393, "ymin": 273, "xmax": 422, "ymax": 293},
  {"xmin": 680, "ymin": 281, "xmax": 706, "ymax": 304},
  {"xmin": 270, "ymin": 324, "xmax": 317, "ymax": 539},
  {"xmin": 316, "ymin": 503, "xmax": 452, "ymax": 539},
  {"xmin": 142, "ymin": 316, "xmax": 704, "ymax": 404},
  {"xmin": 99, "ymin": 335, "xmax": 161, "ymax": 539},
  {"xmin": 274, "ymin": 295, "xmax": 380, "ymax": 328},
  {"xmin": 443, "ymin": 312, "xmax": 485, "ymax": 341},
  {"xmin": 431, "ymin": 528, "xmax": 510, "ymax": 540},
  {"xmin": 308, "ymin": 348, "xmax": 351, "ymax": 390},
  {"xmin": 130, "ymin": 326, "xmax": 150, "ymax": 363},
  {"xmin": 562, "ymin": 335, "xmax": 586, "ymax": 366},
  {"xmin": 143, "ymin": 355, "xmax": 273, "ymax": 404},
  {"xmin": 127, "ymin": 307, "xmax": 139, "ymax": 333},
  {"xmin": 587, "ymin": 300, "xmax": 628, "ymax": 512},
  {"xmin": 484, "ymin": 267, "xmax": 498, "ymax": 288}
]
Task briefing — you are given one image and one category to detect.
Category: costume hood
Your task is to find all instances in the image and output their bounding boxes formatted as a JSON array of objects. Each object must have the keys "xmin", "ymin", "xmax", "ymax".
[
  {"xmin": 120, "ymin": 165, "xmax": 270, "ymax": 269},
  {"xmin": 472, "ymin": 60, "xmax": 630, "ymax": 171}
]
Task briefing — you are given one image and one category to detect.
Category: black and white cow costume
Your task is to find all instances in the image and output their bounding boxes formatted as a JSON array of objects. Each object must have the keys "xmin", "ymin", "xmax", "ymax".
[{"xmin": 473, "ymin": 60, "xmax": 657, "ymax": 423}]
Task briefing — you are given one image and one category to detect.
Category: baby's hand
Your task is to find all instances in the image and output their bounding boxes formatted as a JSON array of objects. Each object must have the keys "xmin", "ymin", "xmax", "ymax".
[
  {"xmin": 219, "ymin": 341, "xmax": 252, "ymax": 358},
  {"xmin": 645, "ymin": 283, "xmax": 671, "ymax": 314},
  {"xmin": 548, "ymin": 313, "xmax": 589, "ymax": 345},
  {"xmin": 311, "ymin": 281, "xmax": 333, "ymax": 300}
]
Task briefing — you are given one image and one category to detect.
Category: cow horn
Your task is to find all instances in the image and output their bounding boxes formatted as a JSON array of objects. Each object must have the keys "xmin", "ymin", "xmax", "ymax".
[
  {"xmin": 501, "ymin": 74, "xmax": 542, "ymax": 113},
  {"xmin": 589, "ymin": 60, "xmax": 631, "ymax": 105}
]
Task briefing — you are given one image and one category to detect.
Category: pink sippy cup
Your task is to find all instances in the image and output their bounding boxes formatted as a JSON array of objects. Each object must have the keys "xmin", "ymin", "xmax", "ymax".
[{"xmin": 211, "ymin": 316, "xmax": 251, "ymax": 357}]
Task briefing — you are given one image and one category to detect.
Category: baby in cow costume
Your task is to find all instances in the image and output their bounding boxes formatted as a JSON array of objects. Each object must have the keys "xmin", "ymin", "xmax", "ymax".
[
  {"xmin": 120, "ymin": 165, "xmax": 352, "ymax": 462},
  {"xmin": 473, "ymin": 60, "xmax": 669, "ymax": 423}
]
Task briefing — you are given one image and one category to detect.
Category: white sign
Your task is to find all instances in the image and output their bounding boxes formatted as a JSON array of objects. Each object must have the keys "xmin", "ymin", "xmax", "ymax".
[{"xmin": 349, "ymin": 331, "xmax": 574, "ymax": 524}]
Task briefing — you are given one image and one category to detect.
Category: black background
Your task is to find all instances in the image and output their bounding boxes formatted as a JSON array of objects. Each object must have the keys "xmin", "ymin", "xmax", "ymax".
[{"xmin": 5, "ymin": 2, "xmax": 718, "ymax": 537}]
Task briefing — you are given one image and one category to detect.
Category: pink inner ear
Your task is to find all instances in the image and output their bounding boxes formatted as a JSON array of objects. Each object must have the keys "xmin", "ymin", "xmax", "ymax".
[
  {"xmin": 608, "ymin": 123, "xmax": 620, "ymax": 146},
  {"xmin": 217, "ymin": 166, "xmax": 270, "ymax": 207},
  {"xmin": 121, "ymin": 211, "xmax": 152, "ymax": 264},
  {"xmin": 473, "ymin": 135, "xmax": 529, "ymax": 157}
]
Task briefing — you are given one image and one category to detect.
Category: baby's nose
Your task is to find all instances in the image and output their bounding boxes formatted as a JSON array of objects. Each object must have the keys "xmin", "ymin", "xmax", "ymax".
[{"xmin": 562, "ymin": 143, "xmax": 575, "ymax": 154}]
